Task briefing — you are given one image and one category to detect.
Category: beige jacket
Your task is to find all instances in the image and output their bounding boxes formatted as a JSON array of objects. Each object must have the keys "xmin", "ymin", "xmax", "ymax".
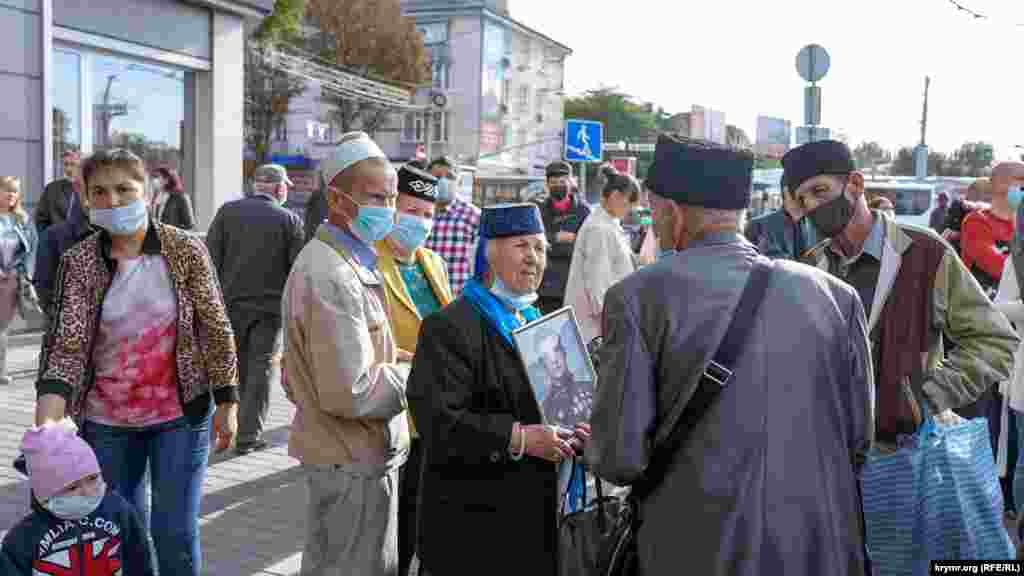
[{"xmin": 282, "ymin": 225, "xmax": 410, "ymax": 468}]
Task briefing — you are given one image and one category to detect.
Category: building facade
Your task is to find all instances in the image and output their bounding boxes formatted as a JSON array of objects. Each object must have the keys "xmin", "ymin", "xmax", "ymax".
[
  {"xmin": 392, "ymin": 0, "xmax": 572, "ymax": 178},
  {"xmin": 1, "ymin": 0, "xmax": 267, "ymax": 230}
]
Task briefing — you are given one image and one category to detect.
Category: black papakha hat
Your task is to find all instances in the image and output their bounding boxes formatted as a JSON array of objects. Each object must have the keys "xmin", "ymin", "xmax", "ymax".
[
  {"xmin": 545, "ymin": 161, "xmax": 573, "ymax": 178},
  {"xmin": 781, "ymin": 140, "xmax": 856, "ymax": 193},
  {"xmin": 646, "ymin": 133, "xmax": 754, "ymax": 210}
]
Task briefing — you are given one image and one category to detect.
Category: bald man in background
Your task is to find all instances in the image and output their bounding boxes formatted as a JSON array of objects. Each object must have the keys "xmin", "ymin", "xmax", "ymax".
[{"xmin": 962, "ymin": 163, "xmax": 1024, "ymax": 294}]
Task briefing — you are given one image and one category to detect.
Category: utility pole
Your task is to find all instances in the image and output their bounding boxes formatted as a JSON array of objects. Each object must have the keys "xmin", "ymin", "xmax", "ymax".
[
  {"xmin": 913, "ymin": 76, "xmax": 930, "ymax": 179},
  {"xmin": 919, "ymin": 76, "xmax": 930, "ymax": 147},
  {"xmin": 100, "ymin": 75, "xmax": 117, "ymax": 147}
]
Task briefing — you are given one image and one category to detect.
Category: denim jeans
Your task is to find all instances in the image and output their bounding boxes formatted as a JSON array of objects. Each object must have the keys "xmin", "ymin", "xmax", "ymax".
[{"xmin": 83, "ymin": 414, "xmax": 211, "ymax": 576}]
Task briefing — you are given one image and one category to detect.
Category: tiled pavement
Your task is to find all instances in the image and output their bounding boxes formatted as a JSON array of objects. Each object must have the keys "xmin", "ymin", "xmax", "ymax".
[{"xmin": 0, "ymin": 333, "xmax": 307, "ymax": 576}]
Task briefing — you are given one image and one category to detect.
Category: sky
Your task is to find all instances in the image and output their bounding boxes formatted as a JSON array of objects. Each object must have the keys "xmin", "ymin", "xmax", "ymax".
[
  {"xmin": 513, "ymin": 0, "xmax": 1024, "ymax": 160},
  {"xmin": 52, "ymin": 48, "xmax": 184, "ymax": 151}
]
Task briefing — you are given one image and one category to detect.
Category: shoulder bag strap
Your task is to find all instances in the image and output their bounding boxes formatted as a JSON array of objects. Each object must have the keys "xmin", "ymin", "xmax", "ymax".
[{"xmin": 630, "ymin": 259, "xmax": 774, "ymax": 503}]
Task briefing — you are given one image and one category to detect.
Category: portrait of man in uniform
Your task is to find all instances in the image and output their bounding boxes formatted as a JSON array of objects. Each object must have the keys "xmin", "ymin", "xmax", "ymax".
[{"xmin": 513, "ymin": 308, "xmax": 596, "ymax": 429}]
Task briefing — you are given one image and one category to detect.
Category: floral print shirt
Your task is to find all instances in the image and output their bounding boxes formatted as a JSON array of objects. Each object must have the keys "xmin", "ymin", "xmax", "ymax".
[{"xmin": 85, "ymin": 255, "xmax": 182, "ymax": 427}]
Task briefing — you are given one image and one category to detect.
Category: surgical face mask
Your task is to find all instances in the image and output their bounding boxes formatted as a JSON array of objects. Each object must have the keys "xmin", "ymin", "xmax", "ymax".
[
  {"xmin": 490, "ymin": 275, "xmax": 538, "ymax": 310},
  {"xmin": 549, "ymin": 185, "xmax": 569, "ymax": 200},
  {"xmin": 1008, "ymin": 184, "xmax": 1024, "ymax": 209},
  {"xmin": 45, "ymin": 479, "xmax": 106, "ymax": 520},
  {"xmin": 390, "ymin": 212, "xmax": 433, "ymax": 252},
  {"xmin": 807, "ymin": 184, "xmax": 855, "ymax": 239},
  {"xmin": 90, "ymin": 197, "xmax": 148, "ymax": 236},
  {"xmin": 344, "ymin": 192, "xmax": 395, "ymax": 243},
  {"xmin": 657, "ymin": 248, "xmax": 677, "ymax": 260},
  {"xmin": 435, "ymin": 178, "xmax": 454, "ymax": 204}
]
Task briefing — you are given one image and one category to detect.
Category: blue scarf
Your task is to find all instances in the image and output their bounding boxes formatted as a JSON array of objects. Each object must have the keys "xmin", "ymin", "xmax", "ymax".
[{"xmin": 461, "ymin": 277, "xmax": 541, "ymax": 347}]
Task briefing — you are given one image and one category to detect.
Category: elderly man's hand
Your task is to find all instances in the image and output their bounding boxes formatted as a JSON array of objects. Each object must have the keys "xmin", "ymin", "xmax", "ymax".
[{"xmin": 397, "ymin": 349, "xmax": 414, "ymax": 363}]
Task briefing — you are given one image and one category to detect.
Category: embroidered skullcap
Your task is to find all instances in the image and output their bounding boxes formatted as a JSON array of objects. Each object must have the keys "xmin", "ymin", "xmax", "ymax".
[
  {"xmin": 546, "ymin": 161, "xmax": 573, "ymax": 178},
  {"xmin": 321, "ymin": 131, "xmax": 389, "ymax": 186},
  {"xmin": 474, "ymin": 203, "xmax": 546, "ymax": 279},
  {"xmin": 781, "ymin": 140, "xmax": 855, "ymax": 194},
  {"xmin": 398, "ymin": 164, "xmax": 438, "ymax": 203},
  {"xmin": 646, "ymin": 134, "xmax": 754, "ymax": 210}
]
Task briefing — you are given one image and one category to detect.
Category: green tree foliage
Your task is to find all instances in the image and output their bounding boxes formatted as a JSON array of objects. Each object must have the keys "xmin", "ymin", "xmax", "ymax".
[
  {"xmin": 563, "ymin": 87, "xmax": 659, "ymax": 143},
  {"xmin": 888, "ymin": 142, "xmax": 994, "ymax": 177},
  {"xmin": 853, "ymin": 141, "xmax": 890, "ymax": 169},
  {"xmin": 254, "ymin": 0, "xmax": 306, "ymax": 44},
  {"xmin": 245, "ymin": 0, "xmax": 308, "ymax": 163}
]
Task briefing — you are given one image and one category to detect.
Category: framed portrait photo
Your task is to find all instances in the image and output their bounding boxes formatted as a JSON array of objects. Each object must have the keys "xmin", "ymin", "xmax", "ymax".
[{"xmin": 512, "ymin": 306, "xmax": 597, "ymax": 429}]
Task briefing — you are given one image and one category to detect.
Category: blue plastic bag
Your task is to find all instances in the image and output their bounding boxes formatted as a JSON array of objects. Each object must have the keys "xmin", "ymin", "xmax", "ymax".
[{"xmin": 861, "ymin": 417, "xmax": 1014, "ymax": 576}]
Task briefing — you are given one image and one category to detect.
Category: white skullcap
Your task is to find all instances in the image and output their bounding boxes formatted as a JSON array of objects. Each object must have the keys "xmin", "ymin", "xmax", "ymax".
[{"xmin": 320, "ymin": 131, "xmax": 389, "ymax": 186}]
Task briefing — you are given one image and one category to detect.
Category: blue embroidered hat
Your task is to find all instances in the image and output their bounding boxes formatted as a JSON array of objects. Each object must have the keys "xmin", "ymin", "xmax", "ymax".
[
  {"xmin": 474, "ymin": 203, "xmax": 546, "ymax": 278},
  {"xmin": 647, "ymin": 133, "xmax": 754, "ymax": 210}
]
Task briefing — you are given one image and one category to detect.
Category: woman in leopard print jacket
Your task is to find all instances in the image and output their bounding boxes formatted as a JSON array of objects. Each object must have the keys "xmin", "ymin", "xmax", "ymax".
[{"xmin": 32, "ymin": 148, "xmax": 238, "ymax": 576}]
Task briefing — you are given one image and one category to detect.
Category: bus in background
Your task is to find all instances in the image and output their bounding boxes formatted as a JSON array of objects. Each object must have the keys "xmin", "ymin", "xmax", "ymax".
[{"xmin": 864, "ymin": 180, "xmax": 937, "ymax": 229}]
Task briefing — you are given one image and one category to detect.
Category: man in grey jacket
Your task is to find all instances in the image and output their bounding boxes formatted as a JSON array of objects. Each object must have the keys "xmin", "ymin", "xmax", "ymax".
[
  {"xmin": 588, "ymin": 134, "xmax": 875, "ymax": 575},
  {"xmin": 206, "ymin": 164, "xmax": 305, "ymax": 454}
]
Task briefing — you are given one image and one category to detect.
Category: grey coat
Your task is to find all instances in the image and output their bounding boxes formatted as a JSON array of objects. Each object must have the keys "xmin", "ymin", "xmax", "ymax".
[{"xmin": 588, "ymin": 232, "xmax": 875, "ymax": 576}]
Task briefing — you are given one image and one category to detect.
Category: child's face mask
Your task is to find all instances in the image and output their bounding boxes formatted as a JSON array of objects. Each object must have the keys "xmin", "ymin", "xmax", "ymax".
[{"xmin": 44, "ymin": 473, "xmax": 105, "ymax": 520}]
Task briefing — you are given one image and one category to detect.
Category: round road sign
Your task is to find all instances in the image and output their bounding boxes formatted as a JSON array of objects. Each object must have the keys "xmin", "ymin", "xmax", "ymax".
[{"xmin": 796, "ymin": 44, "xmax": 830, "ymax": 83}]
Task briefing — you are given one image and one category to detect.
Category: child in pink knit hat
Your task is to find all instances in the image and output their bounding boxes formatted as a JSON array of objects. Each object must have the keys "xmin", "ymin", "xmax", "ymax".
[{"xmin": 0, "ymin": 420, "xmax": 155, "ymax": 574}]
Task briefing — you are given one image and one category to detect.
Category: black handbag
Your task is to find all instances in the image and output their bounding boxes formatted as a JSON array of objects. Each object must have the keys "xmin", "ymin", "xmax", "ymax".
[
  {"xmin": 558, "ymin": 458, "xmax": 624, "ymax": 576},
  {"xmin": 595, "ymin": 260, "xmax": 774, "ymax": 576}
]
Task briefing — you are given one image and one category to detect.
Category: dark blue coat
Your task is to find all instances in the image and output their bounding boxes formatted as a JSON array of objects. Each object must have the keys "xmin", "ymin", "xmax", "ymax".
[
  {"xmin": 0, "ymin": 490, "xmax": 155, "ymax": 575},
  {"xmin": 743, "ymin": 208, "xmax": 817, "ymax": 261},
  {"xmin": 33, "ymin": 203, "xmax": 92, "ymax": 316}
]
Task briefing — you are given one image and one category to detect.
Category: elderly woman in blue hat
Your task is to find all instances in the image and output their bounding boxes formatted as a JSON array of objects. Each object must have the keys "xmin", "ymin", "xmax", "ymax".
[{"xmin": 407, "ymin": 203, "xmax": 590, "ymax": 576}]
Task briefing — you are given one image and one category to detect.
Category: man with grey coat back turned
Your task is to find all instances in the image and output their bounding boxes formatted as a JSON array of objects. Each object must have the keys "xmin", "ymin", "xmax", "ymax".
[{"xmin": 588, "ymin": 134, "xmax": 875, "ymax": 576}]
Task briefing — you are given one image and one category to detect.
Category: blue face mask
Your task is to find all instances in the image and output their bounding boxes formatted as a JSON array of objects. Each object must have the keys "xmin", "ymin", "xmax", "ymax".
[
  {"xmin": 1008, "ymin": 184, "xmax": 1024, "ymax": 210},
  {"xmin": 490, "ymin": 276, "xmax": 538, "ymax": 310},
  {"xmin": 45, "ymin": 480, "xmax": 106, "ymax": 520},
  {"xmin": 344, "ymin": 192, "xmax": 395, "ymax": 243},
  {"xmin": 390, "ymin": 212, "xmax": 433, "ymax": 252},
  {"xmin": 435, "ymin": 178, "xmax": 454, "ymax": 204},
  {"xmin": 90, "ymin": 197, "xmax": 148, "ymax": 236},
  {"xmin": 657, "ymin": 248, "xmax": 677, "ymax": 260}
]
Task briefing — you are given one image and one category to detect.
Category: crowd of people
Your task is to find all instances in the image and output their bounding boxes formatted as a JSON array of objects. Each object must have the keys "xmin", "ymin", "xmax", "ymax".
[{"xmin": 1, "ymin": 130, "xmax": 1024, "ymax": 576}]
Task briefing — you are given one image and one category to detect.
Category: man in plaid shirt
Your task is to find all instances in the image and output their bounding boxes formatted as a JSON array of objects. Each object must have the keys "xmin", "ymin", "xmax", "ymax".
[{"xmin": 424, "ymin": 156, "xmax": 481, "ymax": 296}]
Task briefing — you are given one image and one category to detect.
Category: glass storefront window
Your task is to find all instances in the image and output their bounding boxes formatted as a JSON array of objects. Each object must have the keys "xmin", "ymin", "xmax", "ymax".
[
  {"xmin": 51, "ymin": 44, "xmax": 193, "ymax": 205},
  {"xmin": 52, "ymin": 49, "xmax": 81, "ymax": 182},
  {"xmin": 92, "ymin": 55, "xmax": 187, "ymax": 175}
]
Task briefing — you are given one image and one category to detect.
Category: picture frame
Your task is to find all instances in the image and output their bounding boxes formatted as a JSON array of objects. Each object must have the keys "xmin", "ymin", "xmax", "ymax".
[{"xmin": 511, "ymin": 306, "xmax": 597, "ymax": 429}]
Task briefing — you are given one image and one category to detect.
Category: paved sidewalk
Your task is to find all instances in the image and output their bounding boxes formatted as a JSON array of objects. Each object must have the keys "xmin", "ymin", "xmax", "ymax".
[{"xmin": 0, "ymin": 334, "xmax": 306, "ymax": 576}]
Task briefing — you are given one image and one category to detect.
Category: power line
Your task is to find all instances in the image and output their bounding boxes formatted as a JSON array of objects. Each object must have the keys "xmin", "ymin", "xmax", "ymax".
[{"xmin": 947, "ymin": 0, "xmax": 1024, "ymax": 26}]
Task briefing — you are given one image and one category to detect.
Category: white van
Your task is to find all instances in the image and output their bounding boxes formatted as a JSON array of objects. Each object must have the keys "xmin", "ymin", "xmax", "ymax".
[{"xmin": 864, "ymin": 181, "xmax": 937, "ymax": 229}]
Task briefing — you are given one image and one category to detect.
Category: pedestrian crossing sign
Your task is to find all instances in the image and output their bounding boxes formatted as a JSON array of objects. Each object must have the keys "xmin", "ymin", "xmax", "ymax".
[{"xmin": 564, "ymin": 119, "xmax": 604, "ymax": 163}]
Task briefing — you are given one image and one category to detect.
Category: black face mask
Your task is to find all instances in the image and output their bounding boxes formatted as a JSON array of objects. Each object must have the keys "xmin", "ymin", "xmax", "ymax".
[
  {"xmin": 549, "ymin": 186, "xmax": 568, "ymax": 200},
  {"xmin": 808, "ymin": 184, "xmax": 855, "ymax": 239}
]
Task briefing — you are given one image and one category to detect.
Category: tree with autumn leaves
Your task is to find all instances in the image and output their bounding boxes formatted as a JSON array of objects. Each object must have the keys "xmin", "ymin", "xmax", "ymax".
[
  {"xmin": 306, "ymin": 0, "xmax": 430, "ymax": 134},
  {"xmin": 245, "ymin": 0, "xmax": 430, "ymax": 163}
]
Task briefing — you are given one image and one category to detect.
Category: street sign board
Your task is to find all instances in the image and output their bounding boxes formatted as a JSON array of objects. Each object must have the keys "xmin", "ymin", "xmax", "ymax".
[
  {"xmin": 795, "ymin": 126, "xmax": 831, "ymax": 145},
  {"xmin": 796, "ymin": 44, "xmax": 830, "ymax": 83},
  {"xmin": 564, "ymin": 119, "xmax": 603, "ymax": 163}
]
